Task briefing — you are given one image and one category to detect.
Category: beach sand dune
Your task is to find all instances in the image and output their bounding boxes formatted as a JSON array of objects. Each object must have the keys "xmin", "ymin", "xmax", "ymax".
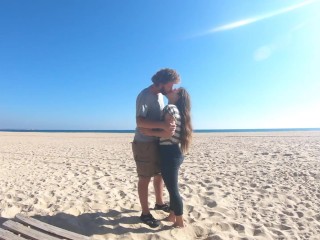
[{"xmin": 0, "ymin": 132, "xmax": 319, "ymax": 239}]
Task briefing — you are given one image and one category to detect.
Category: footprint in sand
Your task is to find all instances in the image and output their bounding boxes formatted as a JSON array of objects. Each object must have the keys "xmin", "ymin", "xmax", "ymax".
[
  {"xmin": 13, "ymin": 196, "xmax": 23, "ymax": 202},
  {"xmin": 93, "ymin": 182, "xmax": 103, "ymax": 190},
  {"xmin": 269, "ymin": 228, "xmax": 286, "ymax": 238},
  {"xmin": 314, "ymin": 213, "xmax": 320, "ymax": 222},
  {"xmin": 231, "ymin": 222, "xmax": 245, "ymax": 233},
  {"xmin": 213, "ymin": 222, "xmax": 231, "ymax": 232},
  {"xmin": 279, "ymin": 224, "xmax": 291, "ymax": 230},
  {"xmin": 193, "ymin": 225, "xmax": 208, "ymax": 238},
  {"xmin": 206, "ymin": 200, "xmax": 217, "ymax": 208},
  {"xmin": 283, "ymin": 210, "xmax": 295, "ymax": 216}
]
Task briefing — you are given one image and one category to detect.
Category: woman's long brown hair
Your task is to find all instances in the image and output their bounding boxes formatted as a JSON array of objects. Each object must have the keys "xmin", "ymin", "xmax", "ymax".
[{"xmin": 176, "ymin": 88, "xmax": 192, "ymax": 154}]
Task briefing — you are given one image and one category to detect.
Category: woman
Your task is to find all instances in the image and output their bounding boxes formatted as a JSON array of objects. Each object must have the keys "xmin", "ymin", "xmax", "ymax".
[{"xmin": 140, "ymin": 87, "xmax": 192, "ymax": 228}]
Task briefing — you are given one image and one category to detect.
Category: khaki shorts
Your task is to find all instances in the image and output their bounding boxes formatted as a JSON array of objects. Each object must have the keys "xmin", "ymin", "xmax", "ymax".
[{"xmin": 132, "ymin": 141, "xmax": 161, "ymax": 177}]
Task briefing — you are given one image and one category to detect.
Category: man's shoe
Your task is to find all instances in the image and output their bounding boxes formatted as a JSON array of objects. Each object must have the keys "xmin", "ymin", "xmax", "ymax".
[
  {"xmin": 140, "ymin": 213, "xmax": 160, "ymax": 228},
  {"xmin": 154, "ymin": 203, "xmax": 170, "ymax": 213}
]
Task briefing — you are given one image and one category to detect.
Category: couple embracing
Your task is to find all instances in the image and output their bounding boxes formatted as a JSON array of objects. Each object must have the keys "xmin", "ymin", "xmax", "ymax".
[{"xmin": 132, "ymin": 68, "xmax": 192, "ymax": 228}]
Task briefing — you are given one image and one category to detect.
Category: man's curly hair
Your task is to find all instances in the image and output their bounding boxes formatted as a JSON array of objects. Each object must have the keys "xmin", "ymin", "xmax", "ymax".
[{"xmin": 151, "ymin": 68, "xmax": 181, "ymax": 86}]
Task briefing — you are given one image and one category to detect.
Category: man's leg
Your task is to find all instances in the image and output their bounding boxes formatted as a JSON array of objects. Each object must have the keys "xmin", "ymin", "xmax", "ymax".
[
  {"xmin": 138, "ymin": 176, "xmax": 161, "ymax": 228},
  {"xmin": 153, "ymin": 174, "xmax": 165, "ymax": 205},
  {"xmin": 138, "ymin": 176, "xmax": 151, "ymax": 215}
]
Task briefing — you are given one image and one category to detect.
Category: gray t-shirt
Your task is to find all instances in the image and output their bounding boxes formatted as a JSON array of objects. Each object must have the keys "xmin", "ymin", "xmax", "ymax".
[{"xmin": 134, "ymin": 87, "xmax": 164, "ymax": 142}]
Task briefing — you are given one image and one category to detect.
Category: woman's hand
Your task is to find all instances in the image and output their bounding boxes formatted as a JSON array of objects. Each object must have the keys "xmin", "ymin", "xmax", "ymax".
[{"xmin": 164, "ymin": 114, "xmax": 176, "ymax": 136}]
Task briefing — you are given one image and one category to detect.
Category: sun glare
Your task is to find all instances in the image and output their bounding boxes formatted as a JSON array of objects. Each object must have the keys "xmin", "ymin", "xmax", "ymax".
[{"xmin": 205, "ymin": 0, "xmax": 319, "ymax": 34}]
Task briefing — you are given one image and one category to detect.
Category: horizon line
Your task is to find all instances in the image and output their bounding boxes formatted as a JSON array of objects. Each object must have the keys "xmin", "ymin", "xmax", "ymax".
[{"xmin": 1, "ymin": 127, "xmax": 320, "ymax": 132}]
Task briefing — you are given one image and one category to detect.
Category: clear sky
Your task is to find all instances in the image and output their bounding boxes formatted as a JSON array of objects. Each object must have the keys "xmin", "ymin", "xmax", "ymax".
[{"xmin": 1, "ymin": 0, "xmax": 319, "ymax": 130}]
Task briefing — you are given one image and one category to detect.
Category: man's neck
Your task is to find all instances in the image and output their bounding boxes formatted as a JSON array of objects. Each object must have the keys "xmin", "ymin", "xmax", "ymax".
[{"xmin": 149, "ymin": 84, "xmax": 160, "ymax": 94}]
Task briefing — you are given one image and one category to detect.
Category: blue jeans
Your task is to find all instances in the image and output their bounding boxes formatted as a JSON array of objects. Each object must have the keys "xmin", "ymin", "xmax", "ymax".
[{"xmin": 159, "ymin": 144, "xmax": 184, "ymax": 216}]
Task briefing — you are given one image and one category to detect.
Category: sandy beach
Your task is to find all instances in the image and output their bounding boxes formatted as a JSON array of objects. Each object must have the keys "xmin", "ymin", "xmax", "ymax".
[{"xmin": 0, "ymin": 131, "xmax": 319, "ymax": 240}]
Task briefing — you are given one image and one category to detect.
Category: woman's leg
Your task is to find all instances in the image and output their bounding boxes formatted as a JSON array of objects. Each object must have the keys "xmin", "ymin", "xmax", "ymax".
[
  {"xmin": 160, "ymin": 145, "xmax": 185, "ymax": 226},
  {"xmin": 167, "ymin": 161, "xmax": 185, "ymax": 227},
  {"xmin": 167, "ymin": 163, "xmax": 183, "ymax": 216},
  {"xmin": 161, "ymin": 158, "xmax": 175, "ymax": 220},
  {"xmin": 161, "ymin": 168, "xmax": 177, "ymax": 223},
  {"xmin": 162, "ymin": 155, "xmax": 184, "ymax": 218},
  {"xmin": 174, "ymin": 215, "xmax": 185, "ymax": 228}
]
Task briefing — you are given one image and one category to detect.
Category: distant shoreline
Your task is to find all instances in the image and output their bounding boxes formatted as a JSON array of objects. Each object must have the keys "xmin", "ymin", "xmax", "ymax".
[{"xmin": 1, "ymin": 128, "xmax": 319, "ymax": 133}]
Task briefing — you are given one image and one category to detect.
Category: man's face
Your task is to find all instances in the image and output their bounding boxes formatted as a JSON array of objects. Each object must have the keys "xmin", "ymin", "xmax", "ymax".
[{"xmin": 159, "ymin": 82, "xmax": 174, "ymax": 95}]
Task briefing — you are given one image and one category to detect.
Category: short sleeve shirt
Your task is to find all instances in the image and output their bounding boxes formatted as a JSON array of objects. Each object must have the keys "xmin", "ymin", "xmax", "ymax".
[
  {"xmin": 134, "ymin": 87, "xmax": 164, "ymax": 142},
  {"xmin": 160, "ymin": 104, "xmax": 181, "ymax": 145}
]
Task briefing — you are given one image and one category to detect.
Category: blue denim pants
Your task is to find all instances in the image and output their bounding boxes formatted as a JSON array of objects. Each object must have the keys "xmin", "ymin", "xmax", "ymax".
[{"xmin": 159, "ymin": 144, "xmax": 184, "ymax": 216}]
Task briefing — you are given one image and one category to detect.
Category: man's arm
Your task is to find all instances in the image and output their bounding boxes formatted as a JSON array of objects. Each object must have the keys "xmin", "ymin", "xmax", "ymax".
[
  {"xmin": 136, "ymin": 116, "xmax": 176, "ymax": 132},
  {"xmin": 138, "ymin": 112, "xmax": 176, "ymax": 137},
  {"xmin": 136, "ymin": 117, "xmax": 165, "ymax": 129},
  {"xmin": 139, "ymin": 128, "xmax": 173, "ymax": 138}
]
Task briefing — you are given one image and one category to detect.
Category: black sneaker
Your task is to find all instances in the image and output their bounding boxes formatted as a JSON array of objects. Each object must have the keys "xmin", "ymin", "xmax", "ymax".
[
  {"xmin": 154, "ymin": 203, "xmax": 170, "ymax": 213},
  {"xmin": 140, "ymin": 213, "xmax": 160, "ymax": 228}
]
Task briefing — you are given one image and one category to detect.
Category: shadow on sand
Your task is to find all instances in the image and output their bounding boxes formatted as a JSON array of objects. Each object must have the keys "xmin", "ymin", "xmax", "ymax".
[{"xmin": 26, "ymin": 209, "xmax": 170, "ymax": 238}]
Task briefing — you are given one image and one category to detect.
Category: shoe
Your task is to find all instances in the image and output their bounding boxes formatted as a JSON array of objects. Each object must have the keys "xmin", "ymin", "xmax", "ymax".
[
  {"xmin": 154, "ymin": 203, "xmax": 170, "ymax": 213},
  {"xmin": 140, "ymin": 213, "xmax": 160, "ymax": 228}
]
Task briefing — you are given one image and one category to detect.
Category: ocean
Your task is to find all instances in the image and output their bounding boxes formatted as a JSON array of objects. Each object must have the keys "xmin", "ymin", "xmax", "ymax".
[{"xmin": 0, "ymin": 128, "xmax": 319, "ymax": 133}]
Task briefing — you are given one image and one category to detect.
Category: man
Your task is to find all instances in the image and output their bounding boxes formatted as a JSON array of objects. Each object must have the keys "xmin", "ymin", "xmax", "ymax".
[{"xmin": 132, "ymin": 68, "xmax": 181, "ymax": 228}]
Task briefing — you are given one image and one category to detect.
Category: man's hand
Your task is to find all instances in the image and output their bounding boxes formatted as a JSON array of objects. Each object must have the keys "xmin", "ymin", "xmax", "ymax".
[
  {"xmin": 138, "ymin": 115, "xmax": 176, "ymax": 137},
  {"xmin": 139, "ymin": 128, "xmax": 153, "ymax": 136}
]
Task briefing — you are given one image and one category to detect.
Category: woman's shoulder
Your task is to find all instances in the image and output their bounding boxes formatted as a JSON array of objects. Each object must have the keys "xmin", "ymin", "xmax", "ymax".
[
  {"xmin": 166, "ymin": 104, "xmax": 178, "ymax": 108},
  {"xmin": 164, "ymin": 104, "xmax": 180, "ymax": 117},
  {"xmin": 164, "ymin": 104, "xmax": 178, "ymax": 111}
]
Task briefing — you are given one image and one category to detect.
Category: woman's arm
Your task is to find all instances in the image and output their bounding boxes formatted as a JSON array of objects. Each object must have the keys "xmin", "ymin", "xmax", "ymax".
[{"xmin": 139, "ymin": 113, "xmax": 176, "ymax": 138}]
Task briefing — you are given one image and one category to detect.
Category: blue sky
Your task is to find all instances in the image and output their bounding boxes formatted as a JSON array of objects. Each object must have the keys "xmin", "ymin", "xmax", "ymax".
[{"xmin": 1, "ymin": 0, "xmax": 319, "ymax": 130}]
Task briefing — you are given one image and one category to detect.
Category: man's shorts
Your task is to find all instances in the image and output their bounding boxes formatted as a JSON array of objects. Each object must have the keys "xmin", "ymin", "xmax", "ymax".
[{"xmin": 132, "ymin": 141, "xmax": 161, "ymax": 177}]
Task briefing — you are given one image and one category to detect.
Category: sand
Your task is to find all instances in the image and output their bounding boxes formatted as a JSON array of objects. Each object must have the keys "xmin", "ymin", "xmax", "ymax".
[{"xmin": 0, "ymin": 131, "xmax": 319, "ymax": 240}]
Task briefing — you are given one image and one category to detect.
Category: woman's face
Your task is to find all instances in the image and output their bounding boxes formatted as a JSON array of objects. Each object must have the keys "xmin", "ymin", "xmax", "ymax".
[{"xmin": 166, "ymin": 88, "xmax": 180, "ymax": 103}]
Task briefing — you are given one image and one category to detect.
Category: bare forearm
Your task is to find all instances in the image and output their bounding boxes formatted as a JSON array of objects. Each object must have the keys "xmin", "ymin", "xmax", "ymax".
[
  {"xmin": 136, "ymin": 117, "xmax": 165, "ymax": 129},
  {"xmin": 146, "ymin": 129, "xmax": 172, "ymax": 138}
]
